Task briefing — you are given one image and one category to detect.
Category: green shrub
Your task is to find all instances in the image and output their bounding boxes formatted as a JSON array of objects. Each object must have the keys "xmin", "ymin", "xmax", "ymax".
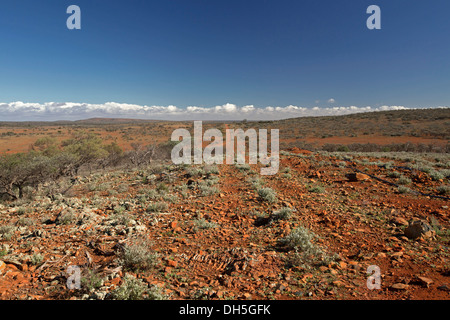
[
  {"xmin": 271, "ymin": 207, "xmax": 293, "ymax": 221},
  {"xmin": 387, "ymin": 171, "xmax": 401, "ymax": 178},
  {"xmin": 397, "ymin": 175, "xmax": 412, "ymax": 185},
  {"xmin": 204, "ymin": 164, "xmax": 219, "ymax": 174},
  {"xmin": 162, "ymin": 193, "xmax": 179, "ymax": 203},
  {"xmin": 16, "ymin": 217, "xmax": 36, "ymax": 226},
  {"xmin": 278, "ymin": 226, "xmax": 317, "ymax": 251},
  {"xmin": 257, "ymin": 187, "xmax": 277, "ymax": 203},
  {"xmin": 146, "ymin": 202, "xmax": 168, "ymax": 213},
  {"xmin": 308, "ymin": 185, "xmax": 325, "ymax": 193},
  {"xmin": 56, "ymin": 210, "xmax": 77, "ymax": 225},
  {"xmin": 246, "ymin": 176, "xmax": 263, "ymax": 188},
  {"xmin": 198, "ymin": 184, "xmax": 219, "ymax": 196},
  {"xmin": 116, "ymin": 183, "xmax": 129, "ymax": 193},
  {"xmin": 110, "ymin": 274, "xmax": 147, "ymax": 300},
  {"xmin": 193, "ymin": 218, "xmax": 218, "ymax": 231},
  {"xmin": 282, "ymin": 173, "xmax": 292, "ymax": 179},
  {"xmin": 0, "ymin": 225, "xmax": 15, "ymax": 240},
  {"xmin": 156, "ymin": 182, "xmax": 169, "ymax": 193},
  {"xmin": 110, "ymin": 274, "xmax": 166, "ymax": 300},
  {"xmin": 281, "ymin": 167, "xmax": 291, "ymax": 173},
  {"xmin": 119, "ymin": 237, "xmax": 159, "ymax": 272},
  {"xmin": 279, "ymin": 226, "xmax": 337, "ymax": 268},
  {"xmin": 185, "ymin": 166, "xmax": 204, "ymax": 178},
  {"xmin": 31, "ymin": 253, "xmax": 44, "ymax": 266},
  {"xmin": 429, "ymin": 170, "xmax": 444, "ymax": 181},
  {"xmin": 235, "ymin": 163, "xmax": 251, "ymax": 172},
  {"xmin": 146, "ymin": 189, "xmax": 160, "ymax": 200},
  {"xmin": 437, "ymin": 185, "xmax": 449, "ymax": 195},
  {"xmin": 81, "ymin": 269, "xmax": 104, "ymax": 293}
]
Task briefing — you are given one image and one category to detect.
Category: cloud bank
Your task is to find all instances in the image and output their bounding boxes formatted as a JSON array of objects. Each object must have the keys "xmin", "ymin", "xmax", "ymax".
[{"xmin": 0, "ymin": 101, "xmax": 446, "ymax": 121}]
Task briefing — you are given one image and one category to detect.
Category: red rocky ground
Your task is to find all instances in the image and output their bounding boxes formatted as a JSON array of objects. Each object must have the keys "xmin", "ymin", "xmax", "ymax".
[{"xmin": 0, "ymin": 149, "xmax": 449, "ymax": 300}]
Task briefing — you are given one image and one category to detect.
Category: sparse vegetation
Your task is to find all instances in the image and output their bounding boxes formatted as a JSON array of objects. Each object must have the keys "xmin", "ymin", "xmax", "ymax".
[
  {"xmin": 0, "ymin": 225, "xmax": 15, "ymax": 241},
  {"xmin": 30, "ymin": 253, "xmax": 44, "ymax": 266},
  {"xmin": 398, "ymin": 186, "xmax": 411, "ymax": 194},
  {"xmin": 110, "ymin": 274, "xmax": 166, "ymax": 300},
  {"xmin": 397, "ymin": 175, "xmax": 412, "ymax": 185},
  {"xmin": 56, "ymin": 210, "xmax": 77, "ymax": 225},
  {"xmin": 193, "ymin": 218, "xmax": 218, "ymax": 231},
  {"xmin": 279, "ymin": 226, "xmax": 337, "ymax": 268},
  {"xmin": 308, "ymin": 185, "xmax": 325, "ymax": 193},
  {"xmin": 271, "ymin": 207, "xmax": 293, "ymax": 221},
  {"xmin": 257, "ymin": 187, "xmax": 277, "ymax": 203},
  {"xmin": 0, "ymin": 109, "xmax": 448, "ymax": 301},
  {"xmin": 81, "ymin": 269, "xmax": 104, "ymax": 293},
  {"xmin": 146, "ymin": 201, "xmax": 169, "ymax": 213},
  {"xmin": 119, "ymin": 237, "xmax": 159, "ymax": 272}
]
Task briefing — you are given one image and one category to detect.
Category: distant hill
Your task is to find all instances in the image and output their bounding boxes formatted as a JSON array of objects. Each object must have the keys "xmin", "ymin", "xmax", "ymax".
[{"xmin": 235, "ymin": 108, "xmax": 450, "ymax": 140}]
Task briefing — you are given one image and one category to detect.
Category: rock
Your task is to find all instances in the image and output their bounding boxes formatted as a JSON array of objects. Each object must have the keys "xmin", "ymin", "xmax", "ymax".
[
  {"xmin": 391, "ymin": 252, "xmax": 404, "ymax": 259},
  {"xmin": 416, "ymin": 276, "xmax": 433, "ymax": 288},
  {"xmin": 215, "ymin": 290, "xmax": 225, "ymax": 298},
  {"xmin": 167, "ymin": 260, "xmax": 178, "ymax": 268},
  {"xmin": 332, "ymin": 280, "xmax": 346, "ymax": 287},
  {"xmin": 346, "ymin": 173, "xmax": 370, "ymax": 182},
  {"xmin": 404, "ymin": 220, "xmax": 432, "ymax": 240},
  {"xmin": 437, "ymin": 285, "xmax": 450, "ymax": 292},
  {"xmin": 243, "ymin": 293, "xmax": 252, "ymax": 299},
  {"xmin": 390, "ymin": 283, "xmax": 409, "ymax": 291},
  {"xmin": 0, "ymin": 260, "xmax": 5, "ymax": 272},
  {"xmin": 134, "ymin": 225, "xmax": 147, "ymax": 233},
  {"xmin": 3, "ymin": 257, "xmax": 22, "ymax": 270},
  {"xmin": 318, "ymin": 266, "xmax": 328, "ymax": 272},
  {"xmin": 391, "ymin": 217, "xmax": 409, "ymax": 226}
]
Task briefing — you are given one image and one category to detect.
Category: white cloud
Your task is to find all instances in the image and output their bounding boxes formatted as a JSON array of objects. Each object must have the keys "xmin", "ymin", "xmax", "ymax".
[
  {"xmin": 0, "ymin": 101, "xmax": 440, "ymax": 121},
  {"xmin": 327, "ymin": 98, "xmax": 336, "ymax": 104}
]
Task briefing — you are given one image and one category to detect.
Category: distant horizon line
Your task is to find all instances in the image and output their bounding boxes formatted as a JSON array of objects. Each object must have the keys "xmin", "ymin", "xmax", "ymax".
[{"xmin": 0, "ymin": 106, "xmax": 448, "ymax": 124}]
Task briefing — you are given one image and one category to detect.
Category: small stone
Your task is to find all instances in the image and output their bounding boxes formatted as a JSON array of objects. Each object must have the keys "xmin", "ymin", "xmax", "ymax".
[
  {"xmin": 391, "ymin": 217, "xmax": 408, "ymax": 226},
  {"xmin": 333, "ymin": 280, "xmax": 345, "ymax": 287},
  {"xmin": 391, "ymin": 252, "xmax": 404, "ymax": 259},
  {"xmin": 164, "ymin": 267, "xmax": 172, "ymax": 273},
  {"xmin": 167, "ymin": 260, "xmax": 178, "ymax": 268},
  {"xmin": 243, "ymin": 293, "xmax": 252, "ymax": 299},
  {"xmin": 390, "ymin": 283, "xmax": 409, "ymax": 291},
  {"xmin": 275, "ymin": 283, "xmax": 286, "ymax": 292}
]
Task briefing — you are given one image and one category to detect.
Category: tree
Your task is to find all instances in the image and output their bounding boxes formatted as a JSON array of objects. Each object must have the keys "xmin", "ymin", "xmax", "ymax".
[
  {"xmin": 0, "ymin": 152, "xmax": 57, "ymax": 199},
  {"xmin": 127, "ymin": 142, "xmax": 156, "ymax": 168},
  {"xmin": 62, "ymin": 132, "xmax": 108, "ymax": 174},
  {"xmin": 100, "ymin": 142, "xmax": 125, "ymax": 168}
]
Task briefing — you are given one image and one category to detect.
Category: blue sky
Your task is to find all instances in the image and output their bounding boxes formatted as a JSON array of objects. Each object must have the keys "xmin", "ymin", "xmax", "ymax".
[{"xmin": 0, "ymin": 0, "xmax": 449, "ymax": 120}]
